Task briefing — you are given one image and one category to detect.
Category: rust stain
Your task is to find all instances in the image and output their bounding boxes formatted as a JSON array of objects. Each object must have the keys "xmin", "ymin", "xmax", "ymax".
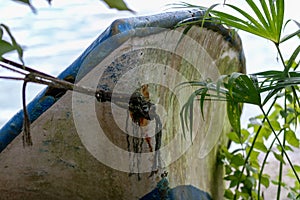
[
  {"xmin": 145, "ymin": 137, "xmax": 153, "ymax": 152},
  {"xmin": 129, "ymin": 84, "xmax": 153, "ymax": 152}
]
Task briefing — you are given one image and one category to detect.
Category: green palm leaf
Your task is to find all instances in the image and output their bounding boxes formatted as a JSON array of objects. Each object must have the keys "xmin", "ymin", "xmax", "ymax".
[
  {"xmin": 0, "ymin": 24, "xmax": 24, "ymax": 64},
  {"xmin": 176, "ymin": 0, "xmax": 285, "ymax": 43}
]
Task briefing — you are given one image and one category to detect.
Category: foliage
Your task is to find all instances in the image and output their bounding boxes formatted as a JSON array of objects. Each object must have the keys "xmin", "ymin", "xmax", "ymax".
[
  {"xmin": 0, "ymin": 24, "xmax": 24, "ymax": 63},
  {"xmin": 102, "ymin": 0, "xmax": 134, "ymax": 12},
  {"xmin": 176, "ymin": 0, "xmax": 300, "ymax": 199}
]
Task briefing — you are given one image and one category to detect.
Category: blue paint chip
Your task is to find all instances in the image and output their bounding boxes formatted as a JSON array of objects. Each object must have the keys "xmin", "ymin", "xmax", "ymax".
[{"xmin": 141, "ymin": 185, "xmax": 212, "ymax": 200}]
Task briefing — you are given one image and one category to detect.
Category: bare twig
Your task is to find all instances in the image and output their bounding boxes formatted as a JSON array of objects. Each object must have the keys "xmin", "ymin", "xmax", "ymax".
[
  {"xmin": 0, "ymin": 63, "xmax": 27, "ymax": 75},
  {"xmin": 0, "ymin": 76, "xmax": 24, "ymax": 81},
  {"xmin": 22, "ymin": 78, "xmax": 32, "ymax": 146},
  {"xmin": 0, "ymin": 58, "xmax": 56, "ymax": 78},
  {"xmin": 0, "ymin": 58, "xmax": 132, "ymax": 100}
]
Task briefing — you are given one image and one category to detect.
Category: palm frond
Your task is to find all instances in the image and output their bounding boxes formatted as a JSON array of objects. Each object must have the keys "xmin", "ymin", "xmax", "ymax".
[
  {"xmin": 175, "ymin": 0, "xmax": 285, "ymax": 43},
  {"xmin": 178, "ymin": 70, "xmax": 300, "ymax": 138}
]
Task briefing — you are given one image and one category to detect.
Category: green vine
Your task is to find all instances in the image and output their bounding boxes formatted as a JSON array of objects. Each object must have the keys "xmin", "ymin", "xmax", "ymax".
[{"xmin": 176, "ymin": 0, "xmax": 300, "ymax": 199}]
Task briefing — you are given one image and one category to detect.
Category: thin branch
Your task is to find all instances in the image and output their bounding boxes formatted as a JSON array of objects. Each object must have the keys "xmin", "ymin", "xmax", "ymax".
[
  {"xmin": 234, "ymin": 96, "xmax": 279, "ymax": 200},
  {"xmin": 0, "ymin": 58, "xmax": 56, "ymax": 79},
  {"xmin": 0, "ymin": 76, "xmax": 24, "ymax": 81},
  {"xmin": 22, "ymin": 79, "xmax": 32, "ymax": 146},
  {"xmin": 258, "ymin": 129, "xmax": 283, "ymax": 197},
  {"xmin": 277, "ymin": 92, "xmax": 289, "ymax": 199},
  {"xmin": 0, "ymin": 58, "xmax": 136, "ymax": 102},
  {"xmin": 260, "ymin": 106, "xmax": 300, "ymax": 185},
  {"xmin": 0, "ymin": 63, "xmax": 27, "ymax": 75}
]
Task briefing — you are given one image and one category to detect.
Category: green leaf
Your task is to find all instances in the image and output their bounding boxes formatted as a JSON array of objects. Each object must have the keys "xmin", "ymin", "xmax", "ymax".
[
  {"xmin": 175, "ymin": 0, "xmax": 284, "ymax": 42},
  {"xmin": 261, "ymin": 174, "xmax": 270, "ymax": 188},
  {"xmin": 199, "ymin": 88, "xmax": 208, "ymax": 119},
  {"xmin": 268, "ymin": 0, "xmax": 277, "ymax": 34},
  {"xmin": 180, "ymin": 91, "xmax": 196, "ymax": 140},
  {"xmin": 189, "ymin": 92, "xmax": 194, "ymax": 141},
  {"xmin": 285, "ymin": 130, "xmax": 300, "ymax": 147},
  {"xmin": 102, "ymin": 0, "xmax": 134, "ymax": 12},
  {"xmin": 277, "ymin": 143, "xmax": 294, "ymax": 152},
  {"xmin": 211, "ymin": 10, "xmax": 266, "ymax": 38},
  {"xmin": 280, "ymin": 29, "xmax": 300, "ymax": 43},
  {"xmin": 284, "ymin": 145, "xmax": 294, "ymax": 152},
  {"xmin": 221, "ymin": 1, "xmax": 279, "ymax": 42},
  {"xmin": 12, "ymin": 0, "xmax": 37, "ymax": 13},
  {"xmin": 271, "ymin": 180, "xmax": 287, "ymax": 187},
  {"xmin": 226, "ymin": 166, "xmax": 233, "ymax": 175},
  {"xmin": 263, "ymin": 88, "xmax": 282, "ymax": 105},
  {"xmin": 253, "ymin": 70, "xmax": 283, "ymax": 77},
  {"xmin": 290, "ymin": 60, "xmax": 298, "ymax": 70},
  {"xmin": 230, "ymin": 154, "xmax": 245, "ymax": 167},
  {"xmin": 240, "ymin": 129, "xmax": 250, "ymax": 143},
  {"xmin": 259, "ymin": 0, "xmax": 274, "ymax": 31},
  {"xmin": 294, "ymin": 165, "xmax": 300, "ymax": 173},
  {"xmin": 225, "ymin": 3, "xmax": 266, "ymax": 31},
  {"xmin": 287, "ymin": 192, "xmax": 299, "ymax": 200},
  {"xmin": 254, "ymin": 141, "xmax": 268, "ymax": 153},
  {"xmin": 226, "ymin": 178, "xmax": 238, "ymax": 188},
  {"xmin": 244, "ymin": 176, "xmax": 255, "ymax": 189},
  {"xmin": 245, "ymin": 0, "xmax": 269, "ymax": 29},
  {"xmin": 0, "ymin": 28, "xmax": 3, "ymax": 39},
  {"xmin": 221, "ymin": 146, "xmax": 233, "ymax": 160},
  {"xmin": 271, "ymin": 180, "xmax": 279, "ymax": 185},
  {"xmin": 0, "ymin": 40, "xmax": 15, "ymax": 56},
  {"xmin": 180, "ymin": 105, "xmax": 187, "ymax": 139},
  {"xmin": 249, "ymin": 150, "xmax": 259, "ymax": 162},
  {"xmin": 261, "ymin": 124, "xmax": 272, "ymax": 139},
  {"xmin": 269, "ymin": 120, "xmax": 281, "ymax": 131},
  {"xmin": 227, "ymin": 131, "xmax": 241, "ymax": 144},
  {"xmin": 284, "ymin": 45, "xmax": 300, "ymax": 74},
  {"xmin": 280, "ymin": 110, "xmax": 288, "ymax": 118},
  {"xmin": 204, "ymin": 4, "xmax": 220, "ymax": 24},
  {"xmin": 0, "ymin": 24, "xmax": 24, "ymax": 64},
  {"xmin": 224, "ymin": 174, "xmax": 238, "ymax": 181},
  {"xmin": 273, "ymin": 152, "xmax": 286, "ymax": 164},
  {"xmin": 245, "ymin": 163, "xmax": 258, "ymax": 173},
  {"xmin": 275, "ymin": 0, "xmax": 285, "ymax": 41},
  {"xmin": 227, "ymin": 100, "xmax": 241, "ymax": 136},
  {"xmin": 228, "ymin": 73, "xmax": 261, "ymax": 105},
  {"xmin": 224, "ymin": 189, "xmax": 234, "ymax": 199}
]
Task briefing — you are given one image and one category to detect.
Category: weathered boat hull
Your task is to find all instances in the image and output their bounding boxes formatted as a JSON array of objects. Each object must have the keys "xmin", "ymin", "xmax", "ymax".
[{"xmin": 0, "ymin": 10, "xmax": 245, "ymax": 199}]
